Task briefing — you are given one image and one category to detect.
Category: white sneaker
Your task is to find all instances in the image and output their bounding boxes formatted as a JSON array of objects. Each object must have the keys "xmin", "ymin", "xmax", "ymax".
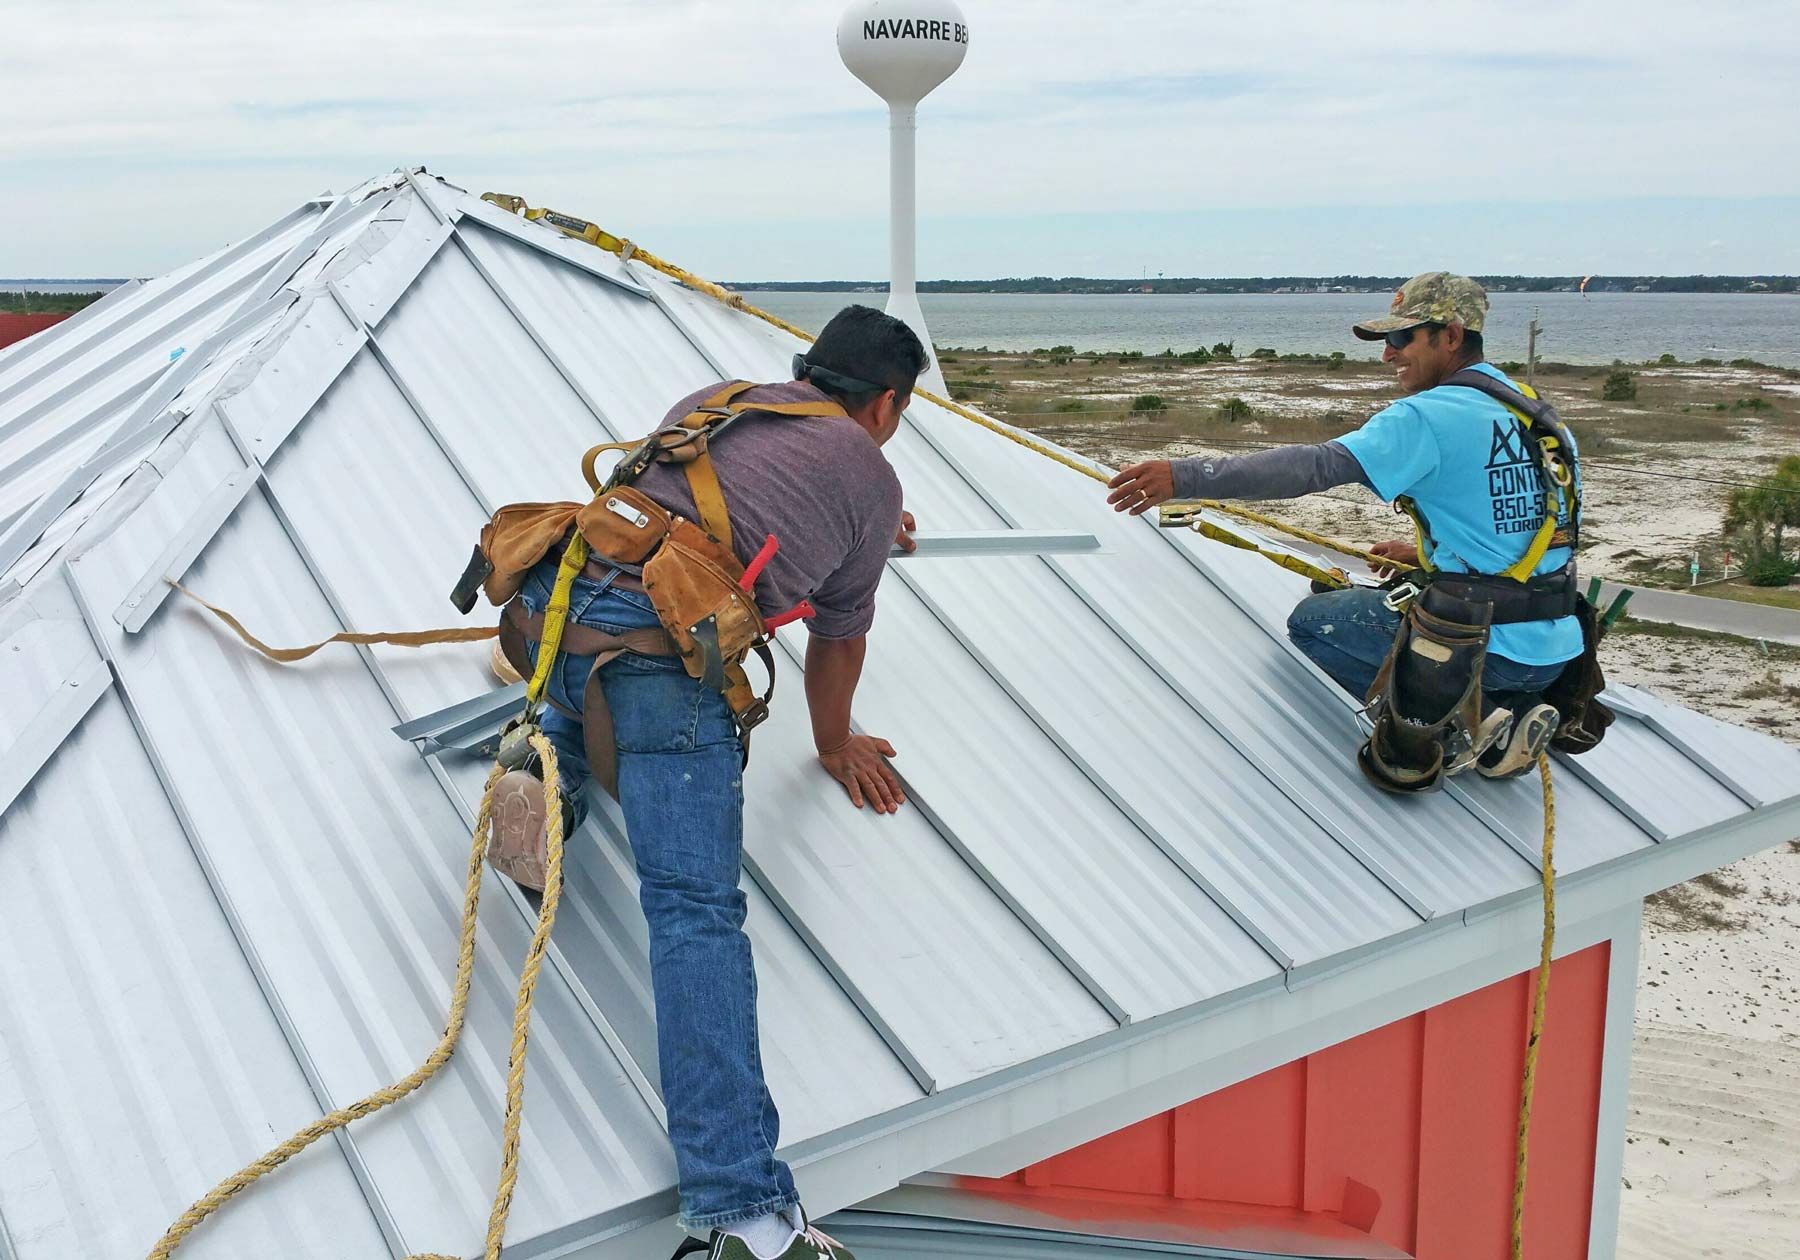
[{"xmin": 1477, "ymin": 703, "xmax": 1560, "ymax": 779}]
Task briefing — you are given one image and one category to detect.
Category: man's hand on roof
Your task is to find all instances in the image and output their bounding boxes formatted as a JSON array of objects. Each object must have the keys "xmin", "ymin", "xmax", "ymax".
[
  {"xmin": 894, "ymin": 509, "xmax": 917, "ymax": 554},
  {"xmin": 817, "ymin": 734, "xmax": 906, "ymax": 814},
  {"xmin": 1106, "ymin": 460, "xmax": 1175, "ymax": 515},
  {"xmin": 1368, "ymin": 538, "xmax": 1420, "ymax": 578}
]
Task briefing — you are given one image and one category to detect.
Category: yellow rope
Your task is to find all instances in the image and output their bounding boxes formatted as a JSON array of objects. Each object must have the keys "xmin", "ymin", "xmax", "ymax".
[
  {"xmin": 147, "ymin": 731, "xmax": 568, "ymax": 1260},
  {"xmin": 1513, "ymin": 753, "xmax": 1557, "ymax": 1260},
  {"xmin": 1177, "ymin": 500, "xmax": 1389, "ymax": 568}
]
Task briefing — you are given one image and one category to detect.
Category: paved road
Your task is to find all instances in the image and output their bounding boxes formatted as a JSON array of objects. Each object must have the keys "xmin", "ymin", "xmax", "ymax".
[{"xmin": 1597, "ymin": 581, "xmax": 1800, "ymax": 646}]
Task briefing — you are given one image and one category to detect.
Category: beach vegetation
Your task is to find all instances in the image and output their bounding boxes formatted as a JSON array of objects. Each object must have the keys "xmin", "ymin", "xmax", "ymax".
[
  {"xmin": 1215, "ymin": 397, "xmax": 1254, "ymax": 423},
  {"xmin": 1601, "ymin": 369, "xmax": 1637, "ymax": 401},
  {"xmin": 1130, "ymin": 394, "xmax": 1166, "ymax": 412},
  {"xmin": 1724, "ymin": 455, "xmax": 1800, "ymax": 582}
]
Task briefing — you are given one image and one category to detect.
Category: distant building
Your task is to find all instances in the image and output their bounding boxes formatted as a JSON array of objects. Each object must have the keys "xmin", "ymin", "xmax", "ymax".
[{"xmin": 0, "ymin": 311, "xmax": 71, "ymax": 349}]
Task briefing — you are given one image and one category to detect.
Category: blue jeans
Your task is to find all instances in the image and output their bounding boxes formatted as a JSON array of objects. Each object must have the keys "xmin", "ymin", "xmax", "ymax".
[
  {"xmin": 1286, "ymin": 586, "xmax": 1568, "ymax": 707},
  {"xmin": 519, "ymin": 562, "xmax": 797, "ymax": 1232}
]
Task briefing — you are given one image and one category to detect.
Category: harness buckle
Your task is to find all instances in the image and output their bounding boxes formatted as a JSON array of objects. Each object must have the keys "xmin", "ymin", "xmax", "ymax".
[{"xmin": 1382, "ymin": 579, "xmax": 1424, "ymax": 613}]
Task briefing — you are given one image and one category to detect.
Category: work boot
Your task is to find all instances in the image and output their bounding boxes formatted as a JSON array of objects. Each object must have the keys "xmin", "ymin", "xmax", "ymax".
[
  {"xmin": 1477, "ymin": 702, "xmax": 1560, "ymax": 780},
  {"xmin": 669, "ymin": 1208, "xmax": 855, "ymax": 1260},
  {"xmin": 1446, "ymin": 706, "xmax": 1514, "ymax": 776},
  {"xmin": 487, "ymin": 770, "xmax": 573, "ymax": 890}
]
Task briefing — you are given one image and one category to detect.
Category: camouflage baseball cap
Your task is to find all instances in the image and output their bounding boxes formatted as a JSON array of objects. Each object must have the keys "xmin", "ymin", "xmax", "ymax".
[{"xmin": 1352, "ymin": 271, "xmax": 1488, "ymax": 339}]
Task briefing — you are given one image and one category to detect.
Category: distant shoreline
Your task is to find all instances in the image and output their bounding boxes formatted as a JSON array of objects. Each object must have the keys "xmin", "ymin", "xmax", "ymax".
[{"xmin": 733, "ymin": 276, "xmax": 1799, "ymax": 296}]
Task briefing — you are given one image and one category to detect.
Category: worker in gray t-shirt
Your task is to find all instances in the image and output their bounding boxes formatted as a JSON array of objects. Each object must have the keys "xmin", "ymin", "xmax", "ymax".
[{"xmin": 497, "ymin": 305, "xmax": 926, "ymax": 1260}]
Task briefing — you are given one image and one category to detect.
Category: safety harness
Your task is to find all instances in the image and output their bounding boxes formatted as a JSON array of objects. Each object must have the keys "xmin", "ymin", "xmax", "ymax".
[
  {"xmin": 1359, "ymin": 370, "xmax": 1584, "ymax": 795},
  {"xmin": 1384, "ymin": 369, "xmax": 1582, "ymax": 623},
  {"xmin": 454, "ymin": 382, "xmax": 846, "ymax": 832}
]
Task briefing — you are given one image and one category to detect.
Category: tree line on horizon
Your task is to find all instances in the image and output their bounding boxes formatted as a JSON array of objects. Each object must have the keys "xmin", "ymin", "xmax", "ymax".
[{"xmin": 731, "ymin": 275, "xmax": 1798, "ymax": 295}]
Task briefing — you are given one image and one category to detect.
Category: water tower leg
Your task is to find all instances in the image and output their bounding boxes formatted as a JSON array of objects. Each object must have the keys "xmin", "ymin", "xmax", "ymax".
[{"xmin": 884, "ymin": 103, "xmax": 948, "ymax": 396}]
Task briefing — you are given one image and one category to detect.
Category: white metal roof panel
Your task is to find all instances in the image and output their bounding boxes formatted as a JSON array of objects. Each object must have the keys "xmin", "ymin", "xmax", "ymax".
[
  {"xmin": 62, "ymin": 473, "xmax": 675, "ymax": 1248},
  {"xmin": 0, "ymin": 637, "xmax": 386, "ymax": 1260}
]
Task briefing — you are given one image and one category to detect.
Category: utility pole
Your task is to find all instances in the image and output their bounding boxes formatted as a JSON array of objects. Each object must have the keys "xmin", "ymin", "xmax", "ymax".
[{"xmin": 1526, "ymin": 308, "xmax": 1542, "ymax": 387}]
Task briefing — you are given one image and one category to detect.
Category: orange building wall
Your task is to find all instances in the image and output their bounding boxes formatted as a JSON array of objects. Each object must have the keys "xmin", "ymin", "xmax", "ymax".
[
  {"xmin": 975, "ymin": 943, "xmax": 1612, "ymax": 1260},
  {"xmin": 0, "ymin": 312, "xmax": 71, "ymax": 349}
]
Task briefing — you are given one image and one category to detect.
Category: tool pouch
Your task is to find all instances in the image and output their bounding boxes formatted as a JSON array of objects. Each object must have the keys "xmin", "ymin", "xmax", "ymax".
[
  {"xmin": 457, "ymin": 501, "xmax": 584, "ymax": 610},
  {"xmin": 1543, "ymin": 595, "xmax": 1614, "ymax": 754},
  {"xmin": 642, "ymin": 518, "xmax": 774, "ymax": 731},
  {"xmin": 574, "ymin": 486, "xmax": 674, "ymax": 565},
  {"xmin": 1358, "ymin": 584, "xmax": 1493, "ymax": 794}
]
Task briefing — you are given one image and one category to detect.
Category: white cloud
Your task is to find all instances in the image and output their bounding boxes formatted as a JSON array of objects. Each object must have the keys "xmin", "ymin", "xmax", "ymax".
[{"xmin": 2, "ymin": 0, "xmax": 1795, "ymax": 274}]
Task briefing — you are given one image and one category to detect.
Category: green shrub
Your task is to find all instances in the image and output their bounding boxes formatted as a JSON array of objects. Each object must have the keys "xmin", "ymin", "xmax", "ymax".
[
  {"xmin": 1211, "ymin": 341, "xmax": 1235, "ymax": 359},
  {"xmin": 1744, "ymin": 553, "xmax": 1799, "ymax": 587},
  {"xmin": 1216, "ymin": 396, "xmax": 1254, "ymax": 423},
  {"xmin": 1250, "ymin": 347, "xmax": 1278, "ymax": 360},
  {"xmin": 1131, "ymin": 394, "xmax": 1166, "ymax": 412},
  {"xmin": 1601, "ymin": 370, "xmax": 1637, "ymax": 401},
  {"xmin": 1657, "ymin": 353, "xmax": 1678, "ymax": 365},
  {"xmin": 1049, "ymin": 354, "xmax": 1070, "ymax": 365},
  {"xmin": 1178, "ymin": 347, "xmax": 1213, "ymax": 363},
  {"xmin": 938, "ymin": 355, "xmax": 960, "ymax": 364},
  {"xmin": 1048, "ymin": 344, "xmax": 1074, "ymax": 355},
  {"xmin": 1052, "ymin": 399, "xmax": 1086, "ymax": 413},
  {"xmin": 1734, "ymin": 397, "xmax": 1774, "ymax": 411},
  {"xmin": 971, "ymin": 365, "xmax": 991, "ymax": 375},
  {"xmin": 1730, "ymin": 358, "xmax": 1769, "ymax": 369},
  {"xmin": 1697, "ymin": 357, "xmax": 1722, "ymax": 366},
  {"xmin": 1327, "ymin": 351, "xmax": 1346, "ymax": 371},
  {"xmin": 1498, "ymin": 360, "xmax": 1525, "ymax": 372}
]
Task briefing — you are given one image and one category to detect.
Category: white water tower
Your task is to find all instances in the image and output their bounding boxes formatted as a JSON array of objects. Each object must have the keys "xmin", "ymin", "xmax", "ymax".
[{"xmin": 837, "ymin": 0, "xmax": 969, "ymax": 396}]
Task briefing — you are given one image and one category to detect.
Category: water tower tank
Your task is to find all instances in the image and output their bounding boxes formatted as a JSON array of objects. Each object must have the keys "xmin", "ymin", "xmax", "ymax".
[
  {"xmin": 838, "ymin": 0, "xmax": 969, "ymax": 104},
  {"xmin": 836, "ymin": 0, "xmax": 969, "ymax": 395}
]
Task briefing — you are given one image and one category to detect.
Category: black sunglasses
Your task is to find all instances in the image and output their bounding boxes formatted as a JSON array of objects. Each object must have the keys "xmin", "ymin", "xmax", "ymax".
[
  {"xmin": 1384, "ymin": 324, "xmax": 1444, "ymax": 351},
  {"xmin": 792, "ymin": 353, "xmax": 888, "ymax": 398}
]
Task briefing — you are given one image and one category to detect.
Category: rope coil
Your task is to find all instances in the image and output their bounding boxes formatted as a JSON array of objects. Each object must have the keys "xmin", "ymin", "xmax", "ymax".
[{"xmin": 148, "ymin": 732, "xmax": 568, "ymax": 1260}]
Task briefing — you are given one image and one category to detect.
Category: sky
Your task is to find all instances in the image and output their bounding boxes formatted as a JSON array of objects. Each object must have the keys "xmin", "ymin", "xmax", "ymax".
[{"xmin": 3, "ymin": 0, "xmax": 1797, "ymax": 280}]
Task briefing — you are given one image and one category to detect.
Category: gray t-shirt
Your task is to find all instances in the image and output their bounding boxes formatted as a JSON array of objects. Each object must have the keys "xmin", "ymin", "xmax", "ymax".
[{"xmin": 631, "ymin": 380, "xmax": 903, "ymax": 639}]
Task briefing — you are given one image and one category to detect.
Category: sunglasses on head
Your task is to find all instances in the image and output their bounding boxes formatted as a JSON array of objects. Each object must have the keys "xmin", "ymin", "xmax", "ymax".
[
  {"xmin": 793, "ymin": 353, "xmax": 888, "ymax": 398},
  {"xmin": 1384, "ymin": 324, "xmax": 1444, "ymax": 351}
]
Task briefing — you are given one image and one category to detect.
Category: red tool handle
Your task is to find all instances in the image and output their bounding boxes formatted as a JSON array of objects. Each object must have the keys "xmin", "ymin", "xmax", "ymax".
[
  {"xmin": 764, "ymin": 600, "xmax": 815, "ymax": 631},
  {"xmin": 740, "ymin": 533, "xmax": 780, "ymax": 591}
]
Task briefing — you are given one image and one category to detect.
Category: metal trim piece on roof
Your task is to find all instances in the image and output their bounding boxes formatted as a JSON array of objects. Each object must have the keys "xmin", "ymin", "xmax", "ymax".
[
  {"xmin": 893, "ymin": 531, "xmax": 1101, "ymax": 559},
  {"xmin": 114, "ymin": 464, "xmax": 262, "ymax": 633},
  {"xmin": 0, "ymin": 200, "xmax": 317, "ymax": 408},
  {"xmin": 0, "ymin": 657, "xmax": 111, "ymax": 821},
  {"xmin": 226, "ymin": 183, "xmax": 398, "ymax": 319},
  {"xmin": 0, "ymin": 293, "xmax": 296, "ymax": 578}
]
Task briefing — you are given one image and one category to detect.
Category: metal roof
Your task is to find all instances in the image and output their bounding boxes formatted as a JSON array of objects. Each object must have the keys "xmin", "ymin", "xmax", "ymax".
[{"xmin": 2, "ymin": 169, "xmax": 1797, "ymax": 1260}]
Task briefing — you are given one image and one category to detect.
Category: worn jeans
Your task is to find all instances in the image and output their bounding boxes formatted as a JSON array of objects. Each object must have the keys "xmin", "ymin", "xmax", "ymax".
[
  {"xmin": 519, "ymin": 562, "xmax": 798, "ymax": 1233},
  {"xmin": 1286, "ymin": 586, "xmax": 1568, "ymax": 708}
]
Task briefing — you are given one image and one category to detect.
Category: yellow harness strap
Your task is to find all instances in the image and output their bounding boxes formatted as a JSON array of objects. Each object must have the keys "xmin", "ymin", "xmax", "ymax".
[
  {"xmin": 526, "ymin": 531, "xmax": 591, "ymax": 707},
  {"xmin": 578, "ymin": 381, "xmax": 848, "ymax": 551},
  {"xmin": 1399, "ymin": 380, "xmax": 1573, "ymax": 584}
]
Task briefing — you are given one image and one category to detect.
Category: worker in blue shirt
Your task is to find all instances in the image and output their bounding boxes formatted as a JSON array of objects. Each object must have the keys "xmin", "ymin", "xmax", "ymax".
[{"xmin": 1107, "ymin": 272, "xmax": 1581, "ymax": 784}]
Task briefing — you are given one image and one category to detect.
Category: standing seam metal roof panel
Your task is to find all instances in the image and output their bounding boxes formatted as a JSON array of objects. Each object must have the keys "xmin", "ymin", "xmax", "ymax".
[
  {"xmin": 0, "ymin": 615, "xmax": 387, "ymax": 1260},
  {"xmin": 63, "ymin": 456, "xmax": 675, "ymax": 1249}
]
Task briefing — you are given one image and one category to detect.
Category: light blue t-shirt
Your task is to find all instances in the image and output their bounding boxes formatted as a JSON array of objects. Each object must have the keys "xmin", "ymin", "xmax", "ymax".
[{"xmin": 1336, "ymin": 362, "xmax": 1581, "ymax": 666}]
